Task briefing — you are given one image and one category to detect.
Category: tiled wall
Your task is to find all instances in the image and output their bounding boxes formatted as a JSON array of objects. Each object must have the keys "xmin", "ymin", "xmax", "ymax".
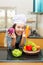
[{"xmin": 38, "ymin": 15, "xmax": 43, "ymax": 36}]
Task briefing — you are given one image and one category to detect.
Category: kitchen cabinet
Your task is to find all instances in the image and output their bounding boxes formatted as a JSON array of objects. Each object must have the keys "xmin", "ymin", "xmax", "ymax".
[
  {"xmin": 0, "ymin": 32, "xmax": 5, "ymax": 46},
  {"xmin": 33, "ymin": 0, "xmax": 43, "ymax": 12},
  {"xmin": 0, "ymin": 63, "xmax": 43, "ymax": 65},
  {"xmin": 28, "ymin": 38, "xmax": 43, "ymax": 49}
]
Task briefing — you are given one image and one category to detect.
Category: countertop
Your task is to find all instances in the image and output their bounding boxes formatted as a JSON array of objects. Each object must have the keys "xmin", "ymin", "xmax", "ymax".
[
  {"xmin": 28, "ymin": 36, "xmax": 43, "ymax": 39},
  {"xmin": 0, "ymin": 48, "xmax": 43, "ymax": 62}
]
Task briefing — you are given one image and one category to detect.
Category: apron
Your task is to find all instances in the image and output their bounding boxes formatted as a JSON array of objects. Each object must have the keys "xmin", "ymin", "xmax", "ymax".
[{"xmin": 15, "ymin": 32, "xmax": 22, "ymax": 48}]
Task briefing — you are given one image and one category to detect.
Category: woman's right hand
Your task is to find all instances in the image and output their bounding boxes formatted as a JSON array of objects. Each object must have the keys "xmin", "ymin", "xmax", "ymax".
[
  {"xmin": 11, "ymin": 33, "xmax": 16, "ymax": 39},
  {"xmin": 8, "ymin": 32, "xmax": 16, "ymax": 41},
  {"xmin": 8, "ymin": 32, "xmax": 16, "ymax": 39}
]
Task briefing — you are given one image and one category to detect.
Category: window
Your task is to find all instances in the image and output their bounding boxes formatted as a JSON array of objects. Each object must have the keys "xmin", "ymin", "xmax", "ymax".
[
  {"xmin": 0, "ymin": 7, "xmax": 16, "ymax": 29},
  {"xmin": 0, "ymin": 9, "xmax": 5, "ymax": 28}
]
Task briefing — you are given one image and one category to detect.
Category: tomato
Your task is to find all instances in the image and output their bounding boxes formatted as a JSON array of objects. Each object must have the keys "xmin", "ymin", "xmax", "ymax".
[{"xmin": 26, "ymin": 45, "xmax": 32, "ymax": 51}]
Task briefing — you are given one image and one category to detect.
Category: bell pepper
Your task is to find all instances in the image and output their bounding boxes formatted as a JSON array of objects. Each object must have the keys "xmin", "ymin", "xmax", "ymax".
[{"xmin": 26, "ymin": 45, "xmax": 32, "ymax": 51}]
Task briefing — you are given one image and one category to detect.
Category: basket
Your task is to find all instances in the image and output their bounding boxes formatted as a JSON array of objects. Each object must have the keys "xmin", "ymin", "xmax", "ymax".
[{"xmin": 23, "ymin": 49, "xmax": 41, "ymax": 54}]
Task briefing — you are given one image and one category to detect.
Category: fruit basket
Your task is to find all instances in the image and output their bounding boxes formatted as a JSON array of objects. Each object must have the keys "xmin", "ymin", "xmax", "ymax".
[
  {"xmin": 23, "ymin": 40, "xmax": 41, "ymax": 55},
  {"xmin": 23, "ymin": 49, "xmax": 41, "ymax": 54}
]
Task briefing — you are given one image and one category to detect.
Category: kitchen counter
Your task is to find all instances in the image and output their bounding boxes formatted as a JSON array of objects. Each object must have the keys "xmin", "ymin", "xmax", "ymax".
[
  {"xmin": 27, "ymin": 34, "xmax": 43, "ymax": 38},
  {"xmin": 0, "ymin": 48, "xmax": 43, "ymax": 62}
]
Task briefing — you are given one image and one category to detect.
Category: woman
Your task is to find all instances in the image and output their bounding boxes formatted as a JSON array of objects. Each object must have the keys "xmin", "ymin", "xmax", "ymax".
[{"xmin": 4, "ymin": 14, "xmax": 27, "ymax": 49}]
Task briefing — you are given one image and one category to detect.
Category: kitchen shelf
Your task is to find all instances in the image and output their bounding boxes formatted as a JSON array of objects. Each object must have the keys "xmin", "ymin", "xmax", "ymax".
[
  {"xmin": 26, "ymin": 20, "xmax": 35, "ymax": 23},
  {"xmin": 28, "ymin": 12, "xmax": 43, "ymax": 30},
  {"xmin": 31, "ymin": 12, "xmax": 43, "ymax": 15}
]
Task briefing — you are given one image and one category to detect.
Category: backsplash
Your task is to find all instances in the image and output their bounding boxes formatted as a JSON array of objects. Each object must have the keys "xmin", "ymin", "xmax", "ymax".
[{"xmin": 38, "ymin": 15, "xmax": 43, "ymax": 36}]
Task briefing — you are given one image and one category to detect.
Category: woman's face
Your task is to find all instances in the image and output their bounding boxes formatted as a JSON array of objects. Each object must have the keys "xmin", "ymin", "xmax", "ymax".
[{"xmin": 15, "ymin": 24, "xmax": 25, "ymax": 36}]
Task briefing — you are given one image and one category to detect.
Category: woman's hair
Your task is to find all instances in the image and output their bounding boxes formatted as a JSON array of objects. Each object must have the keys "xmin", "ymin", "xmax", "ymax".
[
  {"xmin": 12, "ymin": 24, "xmax": 16, "ymax": 29},
  {"xmin": 12, "ymin": 23, "xmax": 26, "ymax": 29}
]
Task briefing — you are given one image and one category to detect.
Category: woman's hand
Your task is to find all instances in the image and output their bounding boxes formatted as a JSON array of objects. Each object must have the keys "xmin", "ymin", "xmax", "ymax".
[
  {"xmin": 22, "ymin": 31, "xmax": 26, "ymax": 38},
  {"xmin": 19, "ymin": 31, "xmax": 26, "ymax": 47},
  {"xmin": 11, "ymin": 33, "xmax": 16, "ymax": 39},
  {"xmin": 8, "ymin": 32, "xmax": 16, "ymax": 39}
]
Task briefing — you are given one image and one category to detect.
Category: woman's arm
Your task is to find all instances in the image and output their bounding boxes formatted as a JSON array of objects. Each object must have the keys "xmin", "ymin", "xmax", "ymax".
[
  {"xmin": 8, "ymin": 33, "xmax": 16, "ymax": 48},
  {"xmin": 19, "ymin": 37, "xmax": 25, "ymax": 47},
  {"xmin": 4, "ymin": 32, "xmax": 16, "ymax": 48},
  {"xmin": 11, "ymin": 33, "xmax": 16, "ymax": 47},
  {"xmin": 19, "ymin": 32, "xmax": 26, "ymax": 47},
  {"xmin": 4, "ymin": 32, "xmax": 11, "ymax": 47}
]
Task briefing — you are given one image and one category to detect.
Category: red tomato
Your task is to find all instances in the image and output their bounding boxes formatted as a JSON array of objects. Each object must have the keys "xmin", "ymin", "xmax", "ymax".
[{"xmin": 26, "ymin": 45, "xmax": 32, "ymax": 51}]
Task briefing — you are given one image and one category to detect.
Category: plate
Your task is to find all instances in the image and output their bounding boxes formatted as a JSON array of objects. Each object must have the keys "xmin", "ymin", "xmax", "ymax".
[{"xmin": 23, "ymin": 49, "xmax": 41, "ymax": 54}]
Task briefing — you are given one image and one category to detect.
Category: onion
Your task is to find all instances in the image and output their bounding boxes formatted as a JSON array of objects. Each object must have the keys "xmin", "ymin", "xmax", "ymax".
[{"xmin": 8, "ymin": 28, "xmax": 15, "ymax": 34}]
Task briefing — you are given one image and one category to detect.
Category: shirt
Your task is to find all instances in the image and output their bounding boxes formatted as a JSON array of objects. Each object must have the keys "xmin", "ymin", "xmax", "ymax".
[{"xmin": 4, "ymin": 32, "xmax": 22, "ymax": 49}]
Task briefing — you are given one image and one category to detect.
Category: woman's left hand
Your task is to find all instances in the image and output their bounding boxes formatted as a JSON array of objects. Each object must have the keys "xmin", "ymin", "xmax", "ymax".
[{"xmin": 22, "ymin": 32, "xmax": 26, "ymax": 38}]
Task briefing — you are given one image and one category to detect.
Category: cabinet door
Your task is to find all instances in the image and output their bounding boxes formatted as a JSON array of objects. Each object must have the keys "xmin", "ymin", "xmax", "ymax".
[
  {"xmin": 0, "ymin": 33, "xmax": 5, "ymax": 46},
  {"xmin": 28, "ymin": 38, "xmax": 43, "ymax": 49}
]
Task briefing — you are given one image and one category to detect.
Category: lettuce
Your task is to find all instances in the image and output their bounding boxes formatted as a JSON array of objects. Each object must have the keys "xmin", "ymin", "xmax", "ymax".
[{"xmin": 12, "ymin": 49, "xmax": 22, "ymax": 57}]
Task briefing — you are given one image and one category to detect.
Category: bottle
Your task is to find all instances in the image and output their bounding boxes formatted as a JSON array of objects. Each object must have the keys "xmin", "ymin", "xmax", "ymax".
[{"xmin": 25, "ymin": 25, "xmax": 30, "ymax": 38}]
